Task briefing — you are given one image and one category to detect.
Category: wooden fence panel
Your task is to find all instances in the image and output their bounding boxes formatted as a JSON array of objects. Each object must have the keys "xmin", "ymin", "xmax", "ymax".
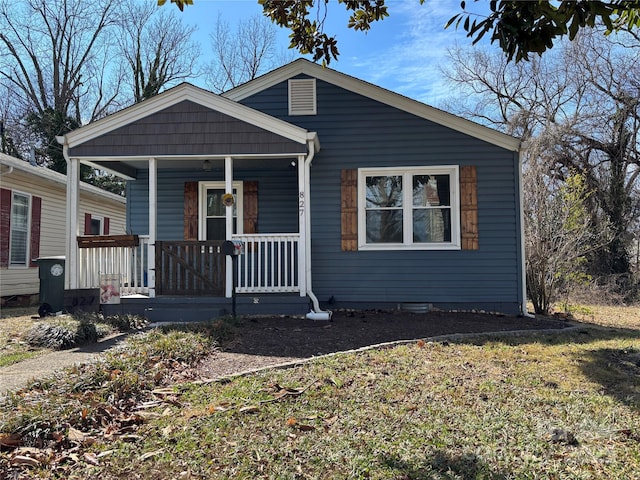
[{"xmin": 155, "ymin": 241, "xmax": 225, "ymax": 296}]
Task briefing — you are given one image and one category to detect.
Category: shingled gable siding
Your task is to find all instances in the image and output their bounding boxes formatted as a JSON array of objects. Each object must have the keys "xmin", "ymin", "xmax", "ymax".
[
  {"xmin": 238, "ymin": 77, "xmax": 522, "ymax": 313},
  {"xmin": 68, "ymin": 100, "xmax": 306, "ymax": 158}
]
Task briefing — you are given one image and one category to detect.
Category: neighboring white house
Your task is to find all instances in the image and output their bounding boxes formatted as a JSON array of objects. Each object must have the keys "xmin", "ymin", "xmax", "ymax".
[{"xmin": 0, "ymin": 153, "xmax": 126, "ymax": 305}]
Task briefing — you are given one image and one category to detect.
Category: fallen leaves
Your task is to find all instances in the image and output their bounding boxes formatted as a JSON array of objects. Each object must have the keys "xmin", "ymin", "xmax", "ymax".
[
  {"xmin": 285, "ymin": 414, "xmax": 338, "ymax": 434},
  {"xmin": 238, "ymin": 405, "xmax": 260, "ymax": 414},
  {"xmin": 0, "ymin": 390, "xmax": 183, "ymax": 476},
  {"xmin": 263, "ymin": 380, "xmax": 321, "ymax": 403},
  {"xmin": 11, "ymin": 454, "xmax": 41, "ymax": 467},
  {"xmin": 138, "ymin": 449, "xmax": 164, "ymax": 461},
  {"xmin": 179, "ymin": 380, "xmax": 323, "ymax": 421},
  {"xmin": 0, "ymin": 432, "xmax": 22, "ymax": 448},
  {"xmin": 68, "ymin": 426, "xmax": 96, "ymax": 446}
]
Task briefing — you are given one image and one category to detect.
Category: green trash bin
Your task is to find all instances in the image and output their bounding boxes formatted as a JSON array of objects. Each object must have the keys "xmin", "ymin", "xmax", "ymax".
[{"xmin": 36, "ymin": 256, "xmax": 65, "ymax": 316}]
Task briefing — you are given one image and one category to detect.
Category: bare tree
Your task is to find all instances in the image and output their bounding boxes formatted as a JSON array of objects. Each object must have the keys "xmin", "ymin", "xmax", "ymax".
[
  {"xmin": 444, "ymin": 30, "xmax": 640, "ymax": 285},
  {"xmin": 206, "ymin": 14, "xmax": 294, "ymax": 93},
  {"xmin": 0, "ymin": 83, "xmax": 28, "ymax": 157},
  {"xmin": 0, "ymin": 0, "xmax": 121, "ymax": 124},
  {"xmin": 524, "ymin": 140, "xmax": 608, "ymax": 314},
  {"xmin": 0, "ymin": 0, "xmax": 124, "ymax": 175},
  {"xmin": 116, "ymin": 1, "xmax": 201, "ymax": 103}
]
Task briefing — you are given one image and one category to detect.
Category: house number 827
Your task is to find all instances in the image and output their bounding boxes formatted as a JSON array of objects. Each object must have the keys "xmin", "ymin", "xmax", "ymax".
[{"xmin": 299, "ymin": 192, "xmax": 305, "ymax": 216}]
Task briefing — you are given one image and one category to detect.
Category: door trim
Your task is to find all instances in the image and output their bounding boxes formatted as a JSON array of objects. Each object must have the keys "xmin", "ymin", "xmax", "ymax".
[{"xmin": 198, "ymin": 181, "xmax": 244, "ymax": 241}]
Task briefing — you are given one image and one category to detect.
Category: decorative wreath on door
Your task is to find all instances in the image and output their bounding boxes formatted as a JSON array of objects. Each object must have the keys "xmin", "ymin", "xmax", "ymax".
[{"xmin": 221, "ymin": 193, "xmax": 235, "ymax": 207}]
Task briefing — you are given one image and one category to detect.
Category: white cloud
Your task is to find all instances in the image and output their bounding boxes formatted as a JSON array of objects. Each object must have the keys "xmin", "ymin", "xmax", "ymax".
[{"xmin": 335, "ymin": 0, "xmax": 492, "ymax": 105}]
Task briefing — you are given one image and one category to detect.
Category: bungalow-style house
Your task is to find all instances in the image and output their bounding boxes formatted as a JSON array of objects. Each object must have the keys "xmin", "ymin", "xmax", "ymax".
[
  {"xmin": 56, "ymin": 59, "xmax": 525, "ymax": 321},
  {"xmin": 0, "ymin": 152, "xmax": 126, "ymax": 306}
]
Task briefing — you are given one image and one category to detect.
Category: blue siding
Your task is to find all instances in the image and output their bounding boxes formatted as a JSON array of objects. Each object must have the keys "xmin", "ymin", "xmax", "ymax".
[
  {"xmin": 127, "ymin": 166, "xmax": 299, "ymax": 239},
  {"xmin": 240, "ymin": 78, "xmax": 523, "ymax": 313}
]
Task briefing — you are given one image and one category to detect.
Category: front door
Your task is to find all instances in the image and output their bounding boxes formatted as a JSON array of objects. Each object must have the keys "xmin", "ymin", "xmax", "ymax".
[{"xmin": 199, "ymin": 182, "xmax": 243, "ymax": 240}]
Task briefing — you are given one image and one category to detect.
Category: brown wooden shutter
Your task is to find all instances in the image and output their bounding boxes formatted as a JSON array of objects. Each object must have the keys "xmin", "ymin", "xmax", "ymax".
[
  {"xmin": 341, "ymin": 169, "xmax": 358, "ymax": 251},
  {"xmin": 243, "ymin": 181, "xmax": 258, "ymax": 234},
  {"xmin": 0, "ymin": 188, "xmax": 11, "ymax": 267},
  {"xmin": 84, "ymin": 213, "xmax": 92, "ymax": 235},
  {"xmin": 184, "ymin": 181, "xmax": 198, "ymax": 240},
  {"xmin": 103, "ymin": 217, "xmax": 110, "ymax": 235},
  {"xmin": 460, "ymin": 165, "xmax": 479, "ymax": 250},
  {"xmin": 29, "ymin": 196, "xmax": 41, "ymax": 266}
]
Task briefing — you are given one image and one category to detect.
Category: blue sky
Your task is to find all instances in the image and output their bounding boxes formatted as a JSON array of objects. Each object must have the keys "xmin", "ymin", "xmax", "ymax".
[{"xmin": 179, "ymin": 0, "xmax": 495, "ymax": 106}]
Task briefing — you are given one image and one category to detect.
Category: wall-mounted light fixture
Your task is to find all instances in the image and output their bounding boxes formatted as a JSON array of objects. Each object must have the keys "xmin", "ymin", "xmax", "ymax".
[{"xmin": 202, "ymin": 159, "xmax": 213, "ymax": 171}]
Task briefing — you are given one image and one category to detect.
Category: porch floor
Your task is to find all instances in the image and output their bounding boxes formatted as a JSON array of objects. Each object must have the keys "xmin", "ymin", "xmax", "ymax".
[{"xmin": 102, "ymin": 294, "xmax": 310, "ymax": 322}]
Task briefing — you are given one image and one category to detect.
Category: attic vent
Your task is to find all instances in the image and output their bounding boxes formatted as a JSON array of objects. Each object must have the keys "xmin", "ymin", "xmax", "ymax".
[{"xmin": 288, "ymin": 79, "xmax": 316, "ymax": 115}]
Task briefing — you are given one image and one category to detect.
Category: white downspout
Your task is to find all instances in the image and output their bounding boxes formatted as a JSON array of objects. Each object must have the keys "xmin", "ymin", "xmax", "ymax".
[
  {"xmin": 517, "ymin": 148, "xmax": 534, "ymax": 318},
  {"xmin": 303, "ymin": 136, "xmax": 332, "ymax": 320}
]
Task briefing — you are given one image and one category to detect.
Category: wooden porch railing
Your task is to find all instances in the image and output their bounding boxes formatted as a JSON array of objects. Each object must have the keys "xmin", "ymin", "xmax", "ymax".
[
  {"xmin": 155, "ymin": 241, "xmax": 225, "ymax": 296},
  {"xmin": 77, "ymin": 234, "xmax": 300, "ymax": 296},
  {"xmin": 77, "ymin": 235, "xmax": 150, "ymax": 295},
  {"xmin": 233, "ymin": 234, "xmax": 300, "ymax": 293}
]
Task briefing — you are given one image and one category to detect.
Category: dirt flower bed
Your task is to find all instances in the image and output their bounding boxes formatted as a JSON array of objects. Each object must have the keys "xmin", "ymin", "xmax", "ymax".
[{"xmin": 192, "ymin": 309, "xmax": 572, "ymax": 381}]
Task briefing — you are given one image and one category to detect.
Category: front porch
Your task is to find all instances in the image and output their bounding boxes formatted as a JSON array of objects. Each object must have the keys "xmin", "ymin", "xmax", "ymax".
[
  {"xmin": 76, "ymin": 233, "xmax": 307, "ymax": 320},
  {"xmin": 58, "ymin": 83, "xmax": 327, "ymax": 320}
]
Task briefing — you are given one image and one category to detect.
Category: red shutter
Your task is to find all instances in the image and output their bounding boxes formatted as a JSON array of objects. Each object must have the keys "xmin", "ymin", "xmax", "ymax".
[
  {"xmin": 29, "ymin": 196, "xmax": 41, "ymax": 266},
  {"xmin": 341, "ymin": 169, "xmax": 358, "ymax": 251},
  {"xmin": 460, "ymin": 165, "xmax": 479, "ymax": 250},
  {"xmin": 243, "ymin": 181, "xmax": 258, "ymax": 234},
  {"xmin": 184, "ymin": 182, "xmax": 198, "ymax": 240},
  {"xmin": 84, "ymin": 213, "xmax": 92, "ymax": 235},
  {"xmin": 0, "ymin": 188, "xmax": 11, "ymax": 267},
  {"xmin": 103, "ymin": 217, "xmax": 110, "ymax": 235}
]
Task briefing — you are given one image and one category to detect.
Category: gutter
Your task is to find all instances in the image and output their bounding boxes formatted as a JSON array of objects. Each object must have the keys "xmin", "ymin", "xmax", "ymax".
[
  {"xmin": 516, "ymin": 147, "xmax": 534, "ymax": 318},
  {"xmin": 303, "ymin": 137, "xmax": 332, "ymax": 321}
]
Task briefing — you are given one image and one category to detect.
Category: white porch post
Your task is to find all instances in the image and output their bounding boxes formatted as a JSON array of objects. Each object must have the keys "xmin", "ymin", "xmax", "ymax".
[
  {"xmin": 148, "ymin": 157, "xmax": 157, "ymax": 298},
  {"xmin": 297, "ymin": 154, "xmax": 307, "ymax": 296},
  {"xmin": 65, "ymin": 157, "xmax": 80, "ymax": 289},
  {"xmin": 225, "ymin": 156, "xmax": 233, "ymax": 298}
]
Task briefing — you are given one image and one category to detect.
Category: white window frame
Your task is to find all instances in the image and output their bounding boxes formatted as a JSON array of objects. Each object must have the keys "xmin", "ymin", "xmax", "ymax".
[
  {"xmin": 89, "ymin": 215, "xmax": 104, "ymax": 235},
  {"xmin": 357, "ymin": 166, "xmax": 460, "ymax": 250},
  {"xmin": 198, "ymin": 181, "xmax": 244, "ymax": 241},
  {"xmin": 9, "ymin": 190, "xmax": 31, "ymax": 268}
]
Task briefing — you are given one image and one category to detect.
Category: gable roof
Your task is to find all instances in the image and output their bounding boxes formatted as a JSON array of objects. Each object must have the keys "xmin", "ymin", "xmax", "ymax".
[
  {"xmin": 0, "ymin": 153, "xmax": 125, "ymax": 204},
  {"xmin": 58, "ymin": 83, "xmax": 319, "ymax": 151},
  {"xmin": 223, "ymin": 58, "xmax": 521, "ymax": 153}
]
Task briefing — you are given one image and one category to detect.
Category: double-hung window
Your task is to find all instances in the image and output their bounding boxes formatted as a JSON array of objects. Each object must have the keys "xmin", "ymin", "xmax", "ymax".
[
  {"xmin": 358, "ymin": 166, "xmax": 460, "ymax": 250},
  {"xmin": 9, "ymin": 192, "xmax": 31, "ymax": 266}
]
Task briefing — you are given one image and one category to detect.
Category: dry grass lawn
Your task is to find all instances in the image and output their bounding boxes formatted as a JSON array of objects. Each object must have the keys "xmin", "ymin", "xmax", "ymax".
[
  {"xmin": 0, "ymin": 302, "xmax": 638, "ymax": 479},
  {"xmin": 0, "ymin": 307, "xmax": 48, "ymax": 366}
]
